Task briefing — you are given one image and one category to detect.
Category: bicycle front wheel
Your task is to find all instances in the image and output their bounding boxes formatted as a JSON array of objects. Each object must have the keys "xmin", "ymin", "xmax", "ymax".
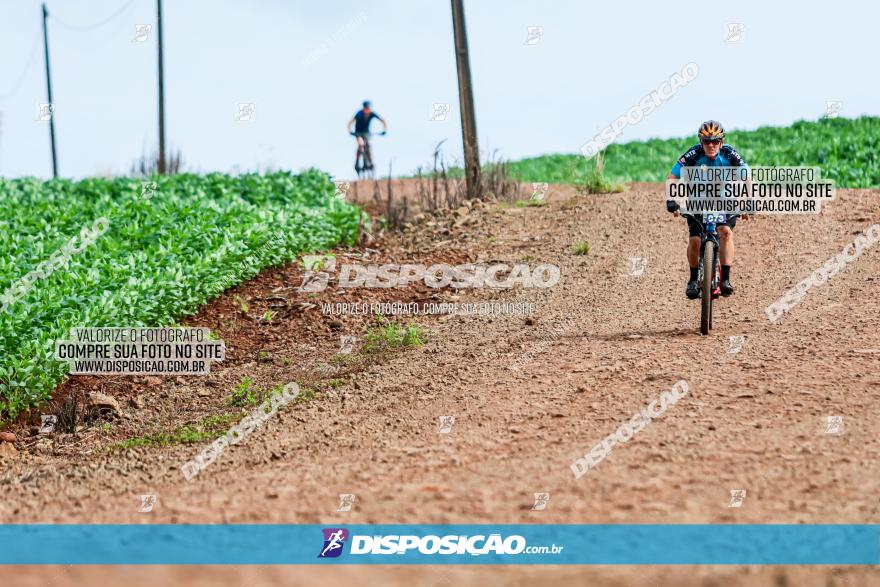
[{"xmin": 700, "ymin": 240, "xmax": 714, "ymax": 335}]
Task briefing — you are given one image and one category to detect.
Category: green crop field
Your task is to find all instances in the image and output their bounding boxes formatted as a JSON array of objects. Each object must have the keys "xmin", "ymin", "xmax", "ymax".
[
  {"xmin": 0, "ymin": 170, "xmax": 363, "ymax": 422},
  {"xmin": 507, "ymin": 116, "xmax": 880, "ymax": 188}
]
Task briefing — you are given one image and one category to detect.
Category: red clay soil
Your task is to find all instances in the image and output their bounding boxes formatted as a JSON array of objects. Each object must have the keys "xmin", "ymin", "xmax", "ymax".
[{"xmin": 2, "ymin": 183, "xmax": 879, "ymax": 586}]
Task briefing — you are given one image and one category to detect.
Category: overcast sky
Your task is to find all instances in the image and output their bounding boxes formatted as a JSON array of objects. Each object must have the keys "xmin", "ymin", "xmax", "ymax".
[{"xmin": 1, "ymin": 0, "xmax": 877, "ymax": 181}]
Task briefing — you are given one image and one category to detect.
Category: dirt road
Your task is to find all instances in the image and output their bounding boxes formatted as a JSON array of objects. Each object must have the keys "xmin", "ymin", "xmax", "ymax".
[{"xmin": 2, "ymin": 183, "xmax": 879, "ymax": 585}]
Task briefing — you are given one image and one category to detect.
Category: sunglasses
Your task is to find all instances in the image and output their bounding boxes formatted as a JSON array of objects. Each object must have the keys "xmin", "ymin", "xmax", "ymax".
[{"xmin": 701, "ymin": 138, "xmax": 722, "ymax": 145}]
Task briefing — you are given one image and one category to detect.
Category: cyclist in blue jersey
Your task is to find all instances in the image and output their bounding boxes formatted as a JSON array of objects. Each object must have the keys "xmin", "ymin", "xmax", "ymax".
[
  {"xmin": 347, "ymin": 100, "xmax": 387, "ymax": 175},
  {"xmin": 666, "ymin": 120, "xmax": 749, "ymax": 299}
]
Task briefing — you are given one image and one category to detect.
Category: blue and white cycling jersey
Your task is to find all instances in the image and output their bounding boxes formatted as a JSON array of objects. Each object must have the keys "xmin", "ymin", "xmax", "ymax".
[{"xmin": 670, "ymin": 144, "xmax": 750, "ymax": 225}]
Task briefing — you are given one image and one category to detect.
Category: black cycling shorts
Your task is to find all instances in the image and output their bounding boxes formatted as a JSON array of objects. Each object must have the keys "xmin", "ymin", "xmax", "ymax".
[{"xmin": 686, "ymin": 215, "xmax": 737, "ymax": 238}]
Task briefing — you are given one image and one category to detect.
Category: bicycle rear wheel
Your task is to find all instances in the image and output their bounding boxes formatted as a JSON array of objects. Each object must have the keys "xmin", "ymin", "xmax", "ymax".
[{"xmin": 700, "ymin": 240, "xmax": 714, "ymax": 335}]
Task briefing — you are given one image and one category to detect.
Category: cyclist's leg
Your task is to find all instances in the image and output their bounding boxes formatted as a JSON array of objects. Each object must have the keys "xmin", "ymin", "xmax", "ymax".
[
  {"xmin": 718, "ymin": 218, "xmax": 736, "ymax": 266},
  {"xmin": 686, "ymin": 218, "xmax": 701, "ymax": 269},
  {"xmin": 363, "ymin": 137, "xmax": 373, "ymax": 170},
  {"xmin": 355, "ymin": 134, "xmax": 366, "ymax": 171},
  {"xmin": 718, "ymin": 219, "xmax": 735, "ymax": 294},
  {"xmin": 685, "ymin": 218, "xmax": 702, "ymax": 299}
]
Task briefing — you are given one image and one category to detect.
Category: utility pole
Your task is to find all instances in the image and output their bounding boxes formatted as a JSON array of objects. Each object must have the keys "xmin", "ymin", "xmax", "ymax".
[
  {"xmin": 450, "ymin": 0, "xmax": 481, "ymax": 198},
  {"xmin": 156, "ymin": 0, "xmax": 167, "ymax": 174},
  {"xmin": 41, "ymin": 3, "xmax": 58, "ymax": 178}
]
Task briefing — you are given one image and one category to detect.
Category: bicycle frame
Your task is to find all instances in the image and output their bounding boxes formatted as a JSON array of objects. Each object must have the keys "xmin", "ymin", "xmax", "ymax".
[
  {"xmin": 354, "ymin": 134, "xmax": 371, "ymax": 177},
  {"xmin": 684, "ymin": 213, "xmax": 722, "ymax": 299},
  {"xmin": 354, "ymin": 132, "xmax": 382, "ymax": 179}
]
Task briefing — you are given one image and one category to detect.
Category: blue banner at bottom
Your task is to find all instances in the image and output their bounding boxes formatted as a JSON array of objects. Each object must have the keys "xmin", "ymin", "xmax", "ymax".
[{"xmin": 1, "ymin": 525, "xmax": 878, "ymax": 565}]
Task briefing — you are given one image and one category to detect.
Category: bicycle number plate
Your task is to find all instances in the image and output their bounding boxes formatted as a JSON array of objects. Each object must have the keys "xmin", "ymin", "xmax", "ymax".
[{"xmin": 705, "ymin": 212, "xmax": 727, "ymax": 224}]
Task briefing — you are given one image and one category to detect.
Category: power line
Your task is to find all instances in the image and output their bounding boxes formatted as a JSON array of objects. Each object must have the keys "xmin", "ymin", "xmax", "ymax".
[
  {"xmin": 49, "ymin": 0, "xmax": 140, "ymax": 32},
  {"xmin": 0, "ymin": 31, "xmax": 41, "ymax": 100}
]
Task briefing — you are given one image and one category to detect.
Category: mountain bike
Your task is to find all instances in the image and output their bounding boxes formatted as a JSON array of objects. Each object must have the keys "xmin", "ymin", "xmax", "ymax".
[
  {"xmin": 682, "ymin": 212, "xmax": 739, "ymax": 335},
  {"xmin": 352, "ymin": 131, "xmax": 386, "ymax": 179}
]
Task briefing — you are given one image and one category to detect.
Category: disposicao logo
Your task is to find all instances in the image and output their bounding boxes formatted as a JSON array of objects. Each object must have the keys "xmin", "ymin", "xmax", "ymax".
[
  {"xmin": 318, "ymin": 528, "xmax": 349, "ymax": 558},
  {"xmin": 316, "ymin": 530, "xmax": 563, "ymax": 558}
]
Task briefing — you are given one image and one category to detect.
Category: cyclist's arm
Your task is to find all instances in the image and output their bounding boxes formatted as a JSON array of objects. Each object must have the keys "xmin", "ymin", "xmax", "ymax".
[
  {"xmin": 669, "ymin": 144, "xmax": 702, "ymax": 180},
  {"xmin": 374, "ymin": 114, "xmax": 387, "ymax": 132},
  {"xmin": 666, "ymin": 172, "xmax": 681, "ymax": 216},
  {"xmin": 347, "ymin": 118, "xmax": 356, "ymax": 133},
  {"xmin": 722, "ymin": 145, "xmax": 752, "ymax": 219},
  {"xmin": 666, "ymin": 146, "xmax": 702, "ymax": 216}
]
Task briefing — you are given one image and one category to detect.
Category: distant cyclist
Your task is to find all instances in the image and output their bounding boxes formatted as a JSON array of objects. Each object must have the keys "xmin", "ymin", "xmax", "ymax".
[
  {"xmin": 667, "ymin": 120, "xmax": 749, "ymax": 299},
  {"xmin": 347, "ymin": 100, "xmax": 387, "ymax": 175}
]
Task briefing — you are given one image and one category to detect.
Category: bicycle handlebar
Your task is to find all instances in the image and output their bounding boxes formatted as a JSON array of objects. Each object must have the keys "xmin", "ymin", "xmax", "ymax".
[{"xmin": 680, "ymin": 211, "xmax": 742, "ymax": 233}]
